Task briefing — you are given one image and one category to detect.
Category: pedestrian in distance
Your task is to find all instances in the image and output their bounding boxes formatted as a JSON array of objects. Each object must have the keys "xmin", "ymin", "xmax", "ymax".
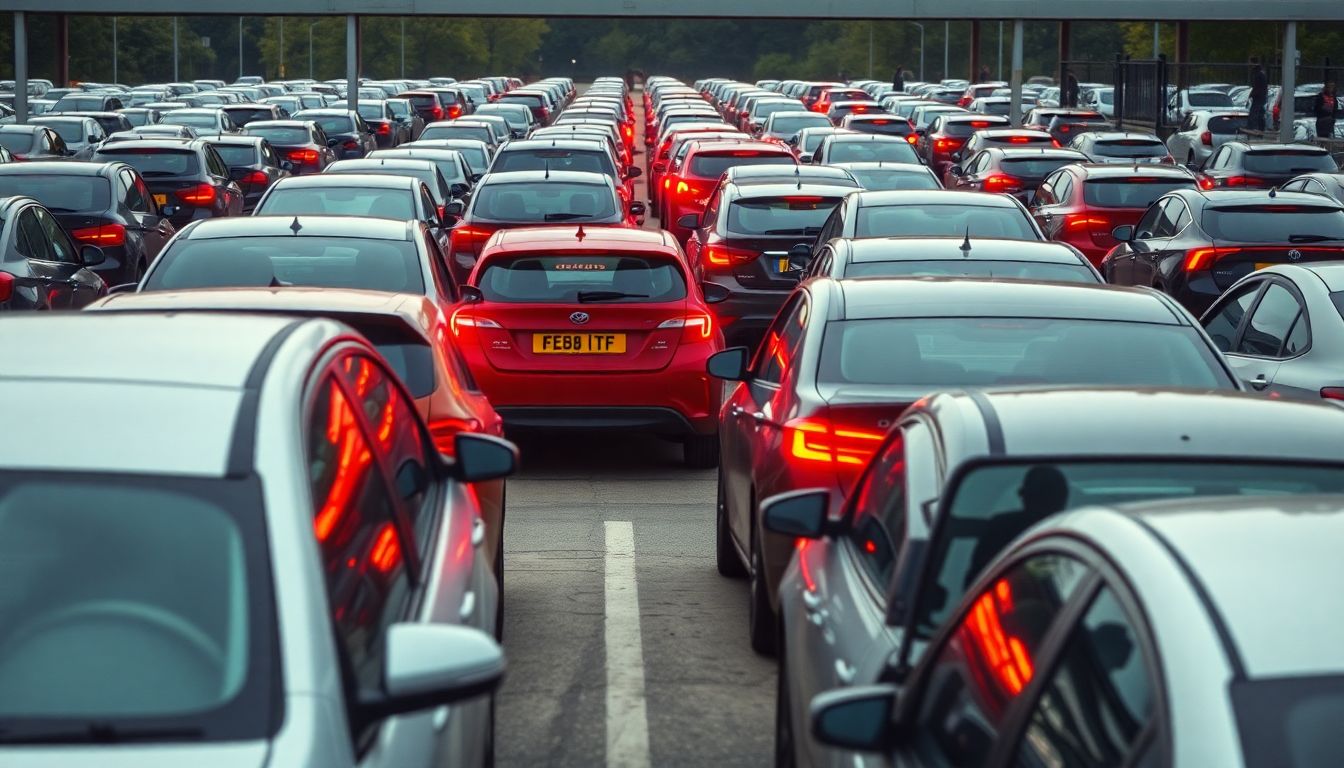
[
  {"xmin": 893, "ymin": 65, "xmax": 906, "ymax": 93},
  {"xmin": 1248, "ymin": 57, "xmax": 1269, "ymax": 131},
  {"xmin": 1314, "ymin": 81, "xmax": 1340, "ymax": 139},
  {"xmin": 1063, "ymin": 69, "xmax": 1080, "ymax": 108},
  {"xmin": 978, "ymin": 65, "xmax": 992, "ymax": 84}
]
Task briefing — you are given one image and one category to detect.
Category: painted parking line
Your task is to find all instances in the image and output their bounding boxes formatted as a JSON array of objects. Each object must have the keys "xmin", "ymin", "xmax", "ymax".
[{"xmin": 604, "ymin": 520, "xmax": 651, "ymax": 768}]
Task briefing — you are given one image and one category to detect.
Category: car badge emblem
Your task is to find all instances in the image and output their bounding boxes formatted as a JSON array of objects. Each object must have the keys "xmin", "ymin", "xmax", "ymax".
[
  {"xmin": 570, "ymin": 311, "xmax": 590, "ymax": 325},
  {"xmin": 1288, "ymin": 249, "xmax": 1303, "ymax": 261}
]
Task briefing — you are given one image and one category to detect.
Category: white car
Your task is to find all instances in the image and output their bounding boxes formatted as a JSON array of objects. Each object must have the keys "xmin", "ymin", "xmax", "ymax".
[
  {"xmin": 1167, "ymin": 88, "xmax": 1240, "ymax": 122},
  {"xmin": 1166, "ymin": 109, "xmax": 1250, "ymax": 166},
  {"xmin": 1082, "ymin": 85, "xmax": 1115, "ymax": 117}
]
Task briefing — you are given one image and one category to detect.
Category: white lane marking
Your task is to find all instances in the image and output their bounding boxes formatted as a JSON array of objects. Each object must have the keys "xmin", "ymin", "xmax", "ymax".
[{"xmin": 605, "ymin": 520, "xmax": 652, "ymax": 768}]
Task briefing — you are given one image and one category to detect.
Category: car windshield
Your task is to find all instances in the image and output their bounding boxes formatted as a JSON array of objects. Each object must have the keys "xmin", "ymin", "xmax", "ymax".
[
  {"xmin": 1209, "ymin": 115, "xmax": 1249, "ymax": 134},
  {"xmin": 52, "ymin": 96, "xmax": 105, "ymax": 111},
  {"xmin": 827, "ymin": 141, "xmax": 919, "ymax": 164},
  {"xmin": 492, "ymin": 149, "xmax": 614, "ymax": 176},
  {"xmin": 1093, "ymin": 139, "xmax": 1167, "ymax": 158},
  {"xmin": 1203, "ymin": 206, "xmax": 1344, "ymax": 242},
  {"xmin": 256, "ymin": 187, "xmax": 415, "ymax": 219},
  {"xmin": 856, "ymin": 204, "xmax": 1037, "ymax": 239},
  {"xmin": 1243, "ymin": 151, "xmax": 1338, "ymax": 175},
  {"xmin": 1189, "ymin": 91, "xmax": 1234, "ymax": 107},
  {"xmin": 1233, "ymin": 675, "xmax": 1344, "ymax": 768},
  {"xmin": 1083, "ymin": 178, "xmax": 1197, "ymax": 207},
  {"xmin": 144, "ymin": 235, "xmax": 424, "ymax": 293},
  {"xmin": 307, "ymin": 116, "xmax": 354, "ymax": 135},
  {"xmin": 725, "ymin": 195, "xmax": 843, "ymax": 236},
  {"xmin": 849, "ymin": 119, "xmax": 912, "ymax": 136},
  {"xmin": 35, "ymin": 121, "xmax": 85, "ymax": 143},
  {"xmin": 225, "ymin": 108, "xmax": 274, "ymax": 126},
  {"xmin": 94, "ymin": 149, "xmax": 199, "ymax": 177},
  {"xmin": 246, "ymin": 126, "xmax": 310, "ymax": 145},
  {"xmin": 421, "ymin": 125, "xmax": 492, "ymax": 143},
  {"xmin": 162, "ymin": 113, "xmax": 217, "ymax": 129},
  {"xmin": 478, "ymin": 254, "xmax": 687, "ymax": 303},
  {"xmin": 689, "ymin": 152, "xmax": 794, "ymax": 178},
  {"xmin": 212, "ymin": 145, "xmax": 258, "ymax": 166},
  {"xmin": 818, "ymin": 317, "xmax": 1228, "ymax": 388},
  {"xmin": 470, "ymin": 182, "xmax": 617, "ymax": 222},
  {"xmin": 845, "ymin": 168, "xmax": 939, "ymax": 191},
  {"xmin": 918, "ymin": 460, "xmax": 1344, "ymax": 637},
  {"xmin": 0, "ymin": 174, "xmax": 110, "ymax": 212},
  {"xmin": 121, "ymin": 111, "xmax": 151, "ymax": 126},
  {"xmin": 0, "ymin": 471, "xmax": 277, "ymax": 740},
  {"xmin": 842, "ymin": 259, "xmax": 1097, "ymax": 282},
  {"xmin": 1001, "ymin": 157, "xmax": 1083, "ymax": 179},
  {"xmin": 0, "ymin": 132, "xmax": 37, "ymax": 154},
  {"xmin": 769, "ymin": 114, "xmax": 830, "ymax": 135}
]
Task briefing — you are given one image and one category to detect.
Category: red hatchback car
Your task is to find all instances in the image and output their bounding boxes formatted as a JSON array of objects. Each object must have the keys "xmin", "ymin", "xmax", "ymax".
[
  {"xmin": 1031, "ymin": 163, "xmax": 1200, "ymax": 265},
  {"xmin": 661, "ymin": 139, "xmax": 797, "ymax": 244},
  {"xmin": 455, "ymin": 226, "xmax": 726, "ymax": 467}
]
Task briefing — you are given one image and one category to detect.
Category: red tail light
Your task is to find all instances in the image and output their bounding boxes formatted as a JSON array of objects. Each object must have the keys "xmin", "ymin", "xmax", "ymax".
[
  {"xmin": 431, "ymin": 105, "xmax": 444, "ymax": 120},
  {"xmin": 289, "ymin": 148, "xmax": 319, "ymax": 164},
  {"xmin": 1222, "ymin": 176, "xmax": 1265, "ymax": 188},
  {"xmin": 675, "ymin": 180, "xmax": 706, "ymax": 204},
  {"xmin": 342, "ymin": 140, "xmax": 359, "ymax": 150},
  {"xmin": 983, "ymin": 175, "xmax": 1022, "ymax": 192},
  {"xmin": 933, "ymin": 138, "xmax": 963, "ymax": 153},
  {"xmin": 958, "ymin": 96, "xmax": 972, "ymax": 107},
  {"xmin": 1008, "ymin": 136, "xmax": 1034, "ymax": 143},
  {"xmin": 1063, "ymin": 215, "xmax": 1108, "ymax": 231},
  {"xmin": 657, "ymin": 313, "xmax": 714, "ymax": 340},
  {"xmin": 0, "ymin": 271, "xmax": 13, "ymax": 302},
  {"xmin": 1200, "ymin": 130, "xmax": 1213, "ymax": 146},
  {"xmin": 175, "ymin": 183, "xmax": 217, "ymax": 206},
  {"xmin": 703, "ymin": 243, "xmax": 757, "ymax": 268},
  {"xmin": 70, "ymin": 223, "xmax": 126, "ymax": 246},
  {"xmin": 242, "ymin": 170, "xmax": 269, "ymax": 185},
  {"xmin": 906, "ymin": 135, "xmax": 919, "ymax": 144},
  {"xmin": 428, "ymin": 416, "xmax": 483, "ymax": 456},
  {"xmin": 10, "ymin": 154, "xmax": 26, "ymax": 161},
  {"xmin": 1320, "ymin": 387, "xmax": 1344, "ymax": 401},
  {"xmin": 447, "ymin": 104, "xmax": 463, "ymax": 118},
  {"xmin": 1183, "ymin": 246, "xmax": 1239, "ymax": 271},
  {"xmin": 1197, "ymin": 175, "xmax": 1215, "ymax": 190},
  {"xmin": 376, "ymin": 122, "xmax": 391, "ymax": 135},
  {"xmin": 785, "ymin": 417, "xmax": 885, "ymax": 468},
  {"xmin": 449, "ymin": 308, "xmax": 501, "ymax": 337}
]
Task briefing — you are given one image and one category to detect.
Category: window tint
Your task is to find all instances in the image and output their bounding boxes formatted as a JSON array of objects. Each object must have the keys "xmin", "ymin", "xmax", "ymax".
[
  {"xmin": 147, "ymin": 236, "xmax": 424, "ymax": 294},
  {"xmin": 846, "ymin": 432, "xmax": 905, "ymax": 587},
  {"xmin": 1242, "ymin": 150, "xmax": 1337, "ymax": 175},
  {"xmin": 1012, "ymin": 587, "xmax": 1155, "ymax": 767},
  {"xmin": 1083, "ymin": 179, "xmax": 1195, "ymax": 208},
  {"xmin": 855, "ymin": 203, "xmax": 1036, "ymax": 240},
  {"xmin": 14, "ymin": 209, "xmax": 46, "ymax": 260},
  {"xmin": 34, "ymin": 207, "xmax": 77, "ymax": 263},
  {"xmin": 246, "ymin": 126, "xmax": 312, "ymax": 145},
  {"xmin": 256, "ymin": 187, "xmax": 416, "ymax": 220},
  {"xmin": 122, "ymin": 170, "xmax": 151, "ymax": 213},
  {"xmin": 689, "ymin": 152, "xmax": 795, "ymax": 178},
  {"xmin": 825, "ymin": 140, "xmax": 919, "ymax": 164},
  {"xmin": 478, "ymin": 254, "xmax": 687, "ymax": 303},
  {"xmin": 756, "ymin": 296, "xmax": 808, "ymax": 385},
  {"xmin": 96, "ymin": 149, "xmax": 199, "ymax": 176},
  {"xmin": 1203, "ymin": 207, "xmax": 1344, "ymax": 243},
  {"xmin": 1238, "ymin": 283, "xmax": 1302, "ymax": 356},
  {"xmin": 0, "ymin": 173, "xmax": 111, "ymax": 212},
  {"xmin": 726, "ymin": 196, "xmax": 843, "ymax": 236},
  {"xmin": 470, "ymin": 181, "xmax": 617, "ymax": 222},
  {"xmin": 1203, "ymin": 282, "xmax": 1261, "ymax": 352},
  {"xmin": 914, "ymin": 555, "xmax": 1089, "ymax": 766}
]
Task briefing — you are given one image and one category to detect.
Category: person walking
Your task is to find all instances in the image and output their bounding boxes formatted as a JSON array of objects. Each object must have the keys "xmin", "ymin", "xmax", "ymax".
[
  {"xmin": 978, "ymin": 65, "xmax": 992, "ymax": 84},
  {"xmin": 1063, "ymin": 69, "xmax": 1080, "ymax": 108},
  {"xmin": 1249, "ymin": 58, "xmax": 1269, "ymax": 131},
  {"xmin": 1314, "ymin": 81, "xmax": 1340, "ymax": 138},
  {"xmin": 892, "ymin": 65, "xmax": 906, "ymax": 93}
]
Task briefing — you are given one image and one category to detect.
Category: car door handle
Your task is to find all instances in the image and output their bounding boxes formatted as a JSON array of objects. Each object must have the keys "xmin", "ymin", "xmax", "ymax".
[
  {"xmin": 471, "ymin": 517, "xmax": 486, "ymax": 548},
  {"xmin": 1249, "ymin": 374, "xmax": 1270, "ymax": 391},
  {"xmin": 834, "ymin": 659, "xmax": 856, "ymax": 685},
  {"xmin": 801, "ymin": 589, "xmax": 824, "ymax": 612},
  {"xmin": 459, "ymin": 590, "xmax": 477, "ymax": 621}
]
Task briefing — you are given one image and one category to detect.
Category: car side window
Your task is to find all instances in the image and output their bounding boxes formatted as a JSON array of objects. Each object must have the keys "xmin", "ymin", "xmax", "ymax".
[
  {"xmin": 423, "ymin": 230, "xmax": 457, "ymax": 301},
  {"xmin": 122, "ymin": 169, "xmax": 151, "ymax": 213},
  {"xmin": 33, "ymin": 207, "xmax": 77, "ymax": 264},
  {"xmin": 207, "ymin": 146, "xmax": 230, "ymax": 178},
  {"xmin": 1280, "ymin": 179, "xmax": 1306, "ymax": 193},
  {"xmin": 845, "ymin": 430, "xmax": 905, "ymax": 588},
  {"xmin": 420, "ymin": 185, "xmax": 438, "ymax": 222},
  {"xmin": 1203, "ymin": 282, "xmax": 1262, "ymax": 352},
  {"xmin": 1134, "ymin": 202, "xmax": 1164, "ymax": 239},
  {"xmin": 262, "ymin": 142, "xmax": 279, "ymax": 167},
  {"xmin": 1054, "ymin": 173, "xmax": 1074, "ymax": 203},
  {"xmin": 48, "ymin": 130, "xmax": 66, "ymax": 155},
  {"xmin": 1284, "ymin": 310, "xmax": 1311, "ymax": 356},
  {"xmin": 306, "ymin": 372, "xmax": 412, "ymax": 727},
  {"xmin": 1011, "ymin": 587, "xmax": 1157, "ymax": 767},
  {"xmin": 754, "ymin": 294, "xmax": 807, "ymax": 386},
  {"xmin": 1167, "ymin": 200, "xmax": 1191, "ymax": 235},
  {"xmin": 1237, "ymin": 283, "xmax": 1302, "ymax": 357},
  {"xmin": 14, "ymin": 208, "xmax": 45, "ymax": 260}
]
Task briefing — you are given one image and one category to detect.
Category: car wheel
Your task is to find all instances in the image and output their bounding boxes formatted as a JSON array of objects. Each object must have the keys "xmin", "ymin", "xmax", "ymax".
[
  {"xmin": 716, "ymin": 468, "xmax": 747, "ymax": 578},
  {"xmin": 774, "ymin": 638, "xmax": 796, "ymax": 768},
  {"xmin": 684, "ymin": 433, "xmax": 719, "ymax": 469},
  {"xmin": 749, "ymin": 526, "xmax": 777, "ymax": 656}
]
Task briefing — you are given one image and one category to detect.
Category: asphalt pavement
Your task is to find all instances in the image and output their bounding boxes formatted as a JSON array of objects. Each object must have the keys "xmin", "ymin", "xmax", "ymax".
[{"xmin": 494, "ymin": 88, "xmax": 776, "ymax": 768}]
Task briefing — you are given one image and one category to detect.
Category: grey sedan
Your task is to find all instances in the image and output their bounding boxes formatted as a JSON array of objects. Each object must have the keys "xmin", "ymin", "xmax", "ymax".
[
  {"xmin": 1165, "ymin": 110, "xmax": 1249, "ymax": 167},
  {"xmin": 0, "ymin": 312, "xmax": 514, "ymax": 766}
]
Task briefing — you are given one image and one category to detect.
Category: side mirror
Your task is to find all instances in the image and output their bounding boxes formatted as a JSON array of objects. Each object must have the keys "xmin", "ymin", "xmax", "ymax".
[
  {"xmin": 653, "ymin": 161, "xmax": 668, "ymax": 173},
  {"xmin": 629, "ymin": 201, "xmax": 647, "ymax": 217},
  {"xmin": 459, "ymin": 285, "xmax": 484, "ymax": 304},
  {"xmin": 88, "ymin": 135, "xmax": 101, "ymax": 143},
  {"xmin": 1111, "ymin": 224, "xmax": 1135, "ymax": 242},
  {"xmin": 327, "ymin": 138, "xmax": 340, "ymax": 147},
  {"xmin": 280, "ymin": 160, "xmax": 295, "ymax": 171},
  {"xmin": 624, "ymin": 165, "xmax": 643, "ymax": 179},
  {"xmin": 448, "ymin": 433, "xmax": 518, "ymax": 482},
  {"xmin": 450, "ymin": 183, "xmax": 469, "ymax": 197},
  {"xmin": 762, "ymin": 489, "xmax": 830, "ymax": 539},
  {"xmin": 676, "ymin": 213, "xmax": 700, "ymax": 229},
  {"xmin": 809, "ymin": 685, "xmax": 899, "ymax": 752},
  {"xmin": 799, "ymin": 155, "xmax": 813, "ymax": 164},
  {"xmin": 787, "ymin": 136, "xmax": 799, "ymax": 146},
  {"xmin": 79, "ymin": 245, "xmax": 106, "ymax": 267},
  {"xmin": 947, "ymin": 164, "xmax": 964, "ymax": 177},
  {"xmin": 359, "ymin": 624, "xmax": 505, "ymax": 722},
  {"xmin": 470, "ymin": 173, "xmax": 484, "ymax": 183},
  {"xmin": 701, "ymin": 281, "xmax": 731, "ymax": 304},
  {"xmin": 706, "ymin": 346, "xmax": 751, "ymax": 381},
  {"xmin": 445, "ymin": 200, "xmax": 466, "ymax": 217}
]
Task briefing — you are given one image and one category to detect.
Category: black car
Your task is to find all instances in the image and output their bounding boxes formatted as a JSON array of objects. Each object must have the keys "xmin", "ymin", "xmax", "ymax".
[
  {"xmin": 0, "ymin": 196, "xmax": 107, "ymax": 309},
  {"xmin": 91, "ymin": 139, "xmax": 244, "ymax": 229},
  {"xmin": 810, "ymin": 189, "xmax": 1046, "ymax": 257},
  {"xmin": 1103, "ymin": 189, "xmax": 1344, "ymax": 314},
  {"xmin": 221, "ymin": 103, "xmax": 285, "ymax": 129},
  {"xmin": 331, "ymin": 100, "xmax": 405, "ymax": 148},
  {"xmin": 0, "ymin": 124, "xmax": 70, "ymax": 161},
  {"xmin": 949, "ymin": 146, "xmax": 1091, "ymax": 205},
  {"xmin": 0, "ymin": 161, "xmax": 176, "ymax": 286},
  {"xmin": 323, "ymin": 157, "xmax": 456, "ymax": 216},
  {"xmin": 369, "ymin": 147, "xmax": 475, "ymax": 201},
  {"xmin": 49, "ymin": 92, "xmax": 125, "ymax": 113},
  {"xmin": 203, "ymin": 135, "xmax": 293, "ymax": 212},
  {"xmin": 292, "ymin": 109, "xmax": 377, "ymax": 159},
  {"xmin": 63, "ymin": 111, "xmax": 135, "ymax": 137},
  {"xmin": 1023, "ymin": 107, "xmax": 1106, "ymax": 143},
  {"xmin": 681, "ymin": 181, "xmax": 851, "ymax": 348},
  {"xmin": 1196, "ymin": 142, "xmax": 1339, "ymax": 190},
  {"xmin": 243, "ymin": 120, "xmax": 337, "ymax": 175},
  {"xmin": 802, "ymin": 236, "xmax": 1100, "ymax": 282},
  {"xmin": 29, "ymin": 116, "xmax": 106, "ymax": 161}
]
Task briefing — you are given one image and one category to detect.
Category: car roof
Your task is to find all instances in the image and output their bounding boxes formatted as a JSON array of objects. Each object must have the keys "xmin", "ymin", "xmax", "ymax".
[
  {"xmin": 831, "ymin": 277, "xmax": 1184, "ymax": 323},
  {"xmin": 842, "ymin": 237, "xmax": 1086, "ymax": 264},
  {"xmin": 248, "ymin": 120, "xmax": 312, "ymax": 128},
  {"xmin": 974, "ymin": 128, "xmax": 1052, "ymax": 138},
  {"xmin": 96, "ymin": 139, "xmax": 206, "ymax": 151},
  {"xmin": 1199, "ymin": 189, "xmax": 1342, "ymax": 208},
  {"xmin": 0, "ymin": 160, "xmax": 115, "ymax": 176},
  {"xmin": 181, "ymin": 215, "xmax": 416, "ymax": 241},
  {"xmin": 205, "ymin": 135, "xmax": 265, "ymax": 146},
  {"xmin": 830, "ymin": 162, "xmax": 930, "ymax": 173},
  {"xmin": 1081, "ymin": 131, "xmax": 1164, "ymax": 141},
  {"xmin": 486, "ymin": 225, "xmax": 678, "ymax": 253},
  {"xmin": 828, "ymin": 133, "xmax": 912, "ymax": 143},
  {"xmin": 940, "ymin": 113, "xmax": 1011, "ymax": 124},
  {"xmin": 984, "ymin": 147, "xmax": 1089, "ymax": 159},
  {"xmin": 726, "ymin": 181, "xmax": 856, "ymax": 198},
  {"xmin": 330, "ymin": 158, "xmax": 438, "ymax": 171},
  {"xmin": 271, "ymin": 173, "xmax": 420, "ymax": 190},
  {"xmin": 1067, "ymin": 163, "xmax": 1196, "ymax": 180},
  {"xmin": 478, "ymin": 170, "xmax": 612, "ymax": 185},
  {"xmin": 685, "ymin": 140, "xmax": 791, "ymax": 155},
  {"xmin": 497, "ymin": 139, "xmax": 607, "ymax": 151},
  {"xmin": 852, "ymin": 189, "xmax": 1021, "ymax": 208}
]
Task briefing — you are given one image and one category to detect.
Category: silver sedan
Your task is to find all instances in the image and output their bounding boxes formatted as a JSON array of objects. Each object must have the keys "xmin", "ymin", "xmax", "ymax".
[
  {"xmin": 0, "ymin": 312, "xmax": 514, "ymax": 767},
  {"xmin": 1165, "ymin": 109, "xmax": 1249, "ymax": 167}
]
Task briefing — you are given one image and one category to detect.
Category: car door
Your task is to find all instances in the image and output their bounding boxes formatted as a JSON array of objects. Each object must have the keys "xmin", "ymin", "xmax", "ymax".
[
  {"xmin": 1031, "ymin": 171, "xmax": 1066, "ymax": 237},
  {"xmin": 205, "ymin": 145, "xmax": 243, "ymax": 215},
  {"xmin": 1137, "ymin": 197, "xmax": 1192, "ymax": 288},
  {"xmin": 1201, "ymin": 278, "xmax": 1264, "ymax": 355},
  {"xmin": 24, "ymin": 205, "xmax": 95, "ymax": 308},
  {"xmin": 1122, "ymin": 197, "xmax": 1177, "ymax": 286},
  {"xmin": 1226, "ymin": 280, "xmax": 1307, "ymax": 396},
  {"xmin": 121, "ymin": 168, "xmax": 173, "ymax": 274}
]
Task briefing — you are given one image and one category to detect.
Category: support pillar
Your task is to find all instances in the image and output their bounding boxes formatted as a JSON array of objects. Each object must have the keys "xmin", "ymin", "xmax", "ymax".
[
  {"xmin": 1279, "ymin": 21, "xmax": 1297, "ymax": 143},
  {"xmin": 1010, "ymin": 20, "xmax": 1024, "ymax": 127},
  {"xmin": 969, "ymin": 21, "xmax": 981, "ymax": 82},
  {"xmin": 1058, "ymin": 19, "xmax": 1071, "ymax": 84},
  {"xmin": 55, "ymin": 14, "xmax": 69, "ymax": 87},
  {"xmin": 346, "ymin": 14, "xmax": 360, "ymax": 114},
  {"xmin": 1175, "ymin": 21, "xmax": 1190, "ymax": 92},
  {"xmin": 13, "ymin": 12, "xmax": 28, "ymax": 124}
]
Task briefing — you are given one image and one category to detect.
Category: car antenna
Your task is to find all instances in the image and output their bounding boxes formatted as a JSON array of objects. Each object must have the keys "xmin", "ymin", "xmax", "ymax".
[
  {"xmin": 544, "ymin": 160, "xmax": 550, "ymax": 180},
  {"xmin": 960, "ymin": 227, "xmax": 972, "ymax": 256},
  {"xmin": 289, "ymin": 216, "xmax": 302, "ymax": 235},
  {"xmin": 1269, "ymin": 186, "xmax": 1278, "ymax": 198}
]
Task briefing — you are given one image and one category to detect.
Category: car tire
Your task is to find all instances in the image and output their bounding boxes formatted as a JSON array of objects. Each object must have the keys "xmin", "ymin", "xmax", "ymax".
[
  {"xmin": 684, "ymin": 434, "xmax": 719, "ymax": 469},
  {"xmin": 717, "ymin": 468, "xmax": 747, "ymax": 578},
  {"xmin": 749, "ymin": 527, "xmax": 777, "ymax": 656},
  {"xmin": 774, "ymin": 636, "xmax": 796, "ymax": 768}
]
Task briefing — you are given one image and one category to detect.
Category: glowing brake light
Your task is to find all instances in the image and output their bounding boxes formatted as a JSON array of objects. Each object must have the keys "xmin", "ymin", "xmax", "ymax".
[
  {"xmin": 1200, "ymin": 130, "xmax": 1213, "ymax": 146},
  {"xmin": 289, "ymin": 148, "xmax": 319, "ymax": 164},
  {"xmin": 983, "ymin": 175, "xmax": 1022, "ymax": 192},
  {"xmin": 70, "ymin": 223, "xmax": 126, "ymax": 246},
  {"xmin": 449, "ymin": 309, "xmax": 502, "ymax": 336},
  {"xmin": 1197, "ymin": 175, "xmax": 1216, "ymax": 191},
  {"xmin": 1222, "ymin": 176, "xmax": 1265, "ymax": 188},
  {"xmin": 1183, "ymin": 246, "xmax": 1240, "ymax": 271},
  {"xmin": 1007, "ymin": 136, "xmax": 1032, "ymax": 143},
  {"xmin": 0, "ymin": 272, "xmax": 12, "ymax": 302},
  {"xmin": 428, "ymin": 416, "xmax": 483, "ymax": 456},
  {"xmin": 1320, "ymin": 387, "xmax": 1344, "ymax": 401},
  {"xmin": 175, "ymin": 183, "xmax": 217, "ymax": 206},
  {"xmin": 703, "ymin": 243, "xmax": 756, "ymax": 267},
  {"xmin": 933, "ymin": 138, "xmax": 963, "ymax": 152},
  {"xmin": 785, "ymin": 417, "xmax": 884, "ymax": 467},
  {"xmin": 906, "ymin": 135, "xmax": 919, "ymax": 144},
  {"xmin": 657, "ymin": 313, "xmax": 714, "ymax": 339},
  {"xmin": 376, "ymin": 122, "xmax": 391, "ymax": 135}
]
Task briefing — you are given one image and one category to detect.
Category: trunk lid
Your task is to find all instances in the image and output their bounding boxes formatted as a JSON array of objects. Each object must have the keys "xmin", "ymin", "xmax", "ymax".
[{"xmin": 471, "ymin": 300, "xmax": 689, "ymax": 373}]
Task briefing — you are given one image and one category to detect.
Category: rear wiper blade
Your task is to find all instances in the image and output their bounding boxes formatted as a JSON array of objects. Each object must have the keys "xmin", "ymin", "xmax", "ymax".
[
  {"xmin": 542, "ymin": 212, "xmax": 594, "ymax": 222},
  {"xmin": 139, "ymin": 171, "xmax": 177, "ymax": 177},
  {"xmin": 577, "ymin": 290, "xmax": 648, "ymax": 303},
  {"xmin": 0, "ymin": 723, "xmax": 206, "ymax": 744},
  {"xmin": 1288, "ymin": 234, "xmax": 1340, "ymax": 243}
]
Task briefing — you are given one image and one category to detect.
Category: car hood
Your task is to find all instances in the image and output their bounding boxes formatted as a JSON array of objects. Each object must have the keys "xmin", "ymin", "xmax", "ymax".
[{"xmin": 0, "ymin": 742, "xmax": 268, "ymax": 768}]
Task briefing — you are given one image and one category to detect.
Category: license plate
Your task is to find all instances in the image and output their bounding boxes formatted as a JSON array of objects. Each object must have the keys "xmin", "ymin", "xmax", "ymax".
[
  {"xmin": 777, "ymin": 257, "xmax": 790, "ymax": 273},
  {"xmin": 532, "ymin": 333, "xmax": 627, "ymax": 354},
  {"xmin": 1255, "ymin": 262, "xmax": 1275, "ymax": 271},
  {"xmin": 153, "ymin": 194, "xmax": 168, "ymax": 206}
]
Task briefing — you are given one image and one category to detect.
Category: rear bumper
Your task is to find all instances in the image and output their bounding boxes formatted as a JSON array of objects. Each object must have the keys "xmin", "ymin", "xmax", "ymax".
[{"xmin": 497, "ymin": 406, "xmax": 704, "ymax": 435}]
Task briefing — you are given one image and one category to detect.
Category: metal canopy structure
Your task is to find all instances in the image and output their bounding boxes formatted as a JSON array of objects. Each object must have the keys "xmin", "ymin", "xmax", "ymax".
[{"xmin": 3, "ymin": 0, "xmax": 1340, "ymax": 19}]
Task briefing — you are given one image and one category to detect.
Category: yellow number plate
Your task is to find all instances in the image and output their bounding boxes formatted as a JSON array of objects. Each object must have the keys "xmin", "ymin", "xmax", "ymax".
[
  {"xmin": 153, "ymin": 194, "xmax": 168, "ymax": 206},
  {"xmin": 532, "ymin": 333, "xmax": 627, "ymax": 354},
  {"xmin": 777, "ymin": 257, "xmax": 790, "ymax": 272}
]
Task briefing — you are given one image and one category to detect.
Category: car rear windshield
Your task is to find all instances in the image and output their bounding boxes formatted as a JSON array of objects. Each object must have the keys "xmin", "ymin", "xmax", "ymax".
[
  {"xmin": 1209, "ymin": 115, "xmax": 1249, "ymax": 134},
  {"xmin": 477, "ymin": 254, "xmax": 687, "ymax": 303},
  {"xmin": 986, "ymin": 134, "xmax": 1054, "ymax": 148},
  {"xmin": 845, "ymin": 168, "xmax": 940, "ymax": 191},
  {"xmin": 1093, "ymin": 139, "xmax": 1167, "ymax": 158},
  {"xmin": 689, "ymin": 152, "xmax": 794, "ymax": 178},
  {"xmin": 0, "ymin": 471, "xmax": 278, "ymax": 739},
  {"xmin": 918, "ymin": 460, "xmax": 1344, "ymax": 637},
  {"xmin": 1083, "ymin": 178, "xmax": 1196, "ymax": 207},
  {"xmin": 1232, "ymin": 675, "xmax": 1344, "ymax": 768},
  {"xmin": 843, "ymin": 259, "xmax": 1096, "ymax": 283},
  {"xmin": 256, "ymin": 187, "xmax": 416, "ymax": 220},
  {"xmin": 246, "ymin": 126, "xmax": 310, "ymax": 145},
  {"xmin": 492, "ymin": 149, "xmax": 615, "ymax": 176},
  {"xmin": 0, "ymin": 174, "xmax": 110, "ymax": 211},
  {"xmin": 818, "ymin": 317, "xmax": 1227, "ymax": 389},
  {"xmin": 726, "ymin": 195, "xmax": 843, "ymax": 236},
  {"xmin": 1001, "ymin": 156, "xmax": 1084, "ymax": 179},
  {"xmin": 386, "ymin": 101, "xmax": 411, "ymax": 118},
  {"xmin": 421, "ymin": 125, "xmax": 492, "ymax": 143},
  {"xmin": 769, "ymin": 114, "xmax": 831, "ymax": 135},
  {"xmin": 162, "ymin": 113, "xmax": 218, "ymax": 129},
  {"xmin": 308, "ymin": 116, "xmax": 355, "ymax": 135},
  {"xmin": 499, "ymin": 94, "xmax": 542, "ymax": 107},
  {"xmin": 977, "ymin": 102, "xmax": 1013, "ymax": 116},
  {"xmin": 225, "ymin": 108, "xmax": 274, "ymax": 126},
  {"xmin": 212, "ymin": 144, "xmax": 259, "ymax": 166},
  {"xmin": 857, "ymin": 203, "xmax": 1037, "ymax": 240},
  {"xmin": 800, "ymin": 133, "xmax": 836, "ymax": 153},
  {"xmin": 356, "ymin": 324, "xmax": 436, "ymax": 399},
  {"xmin": 95, "ymin": 148, "xmax": 199, "ymax": 177},
  {"xmin": 406, "ymin": 94, "xmax": 439, "ymax": 109},
  {"xmin": 471, "ymin": 182, "xmax": 617, "ymax": 222},
  {"xmin": 0, "ymin": 132, "xmax": 38, "ymax": 153},
  {"xmin": 755, "ymin": 102, "xmax": 804, "ymax": 118},
  {"xmin": 1189, "ymin": 91, "xmax": 1234, "ymax": 107},
  {"xmin": 944, "ymin": 120, "xmax": 1007, "ymax": 137},
  {"xmin": 146, "ymin": 235, "xmax": 424, "ymax": 293},
  {"xmin": 828, "ymin": 140, "xmax": 919, "ymax": 164},
  {"xmin": 850, "ymin": 119, "xmax": 913, "ymax": 136},
  {"xmin": 37, "ymin": 120, "xmax": 87, "ymax": 143},
  {"xmin": 52, "ymin": 96, "xmax": 106, "ymax": 111},
  {"xmin": 1243, "ymin": 150, "xmax": 1338, "ymax": 175},
  {"xmin": 1203, "ymin": 206, "xmax": 1344, "ymax": 242}
]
